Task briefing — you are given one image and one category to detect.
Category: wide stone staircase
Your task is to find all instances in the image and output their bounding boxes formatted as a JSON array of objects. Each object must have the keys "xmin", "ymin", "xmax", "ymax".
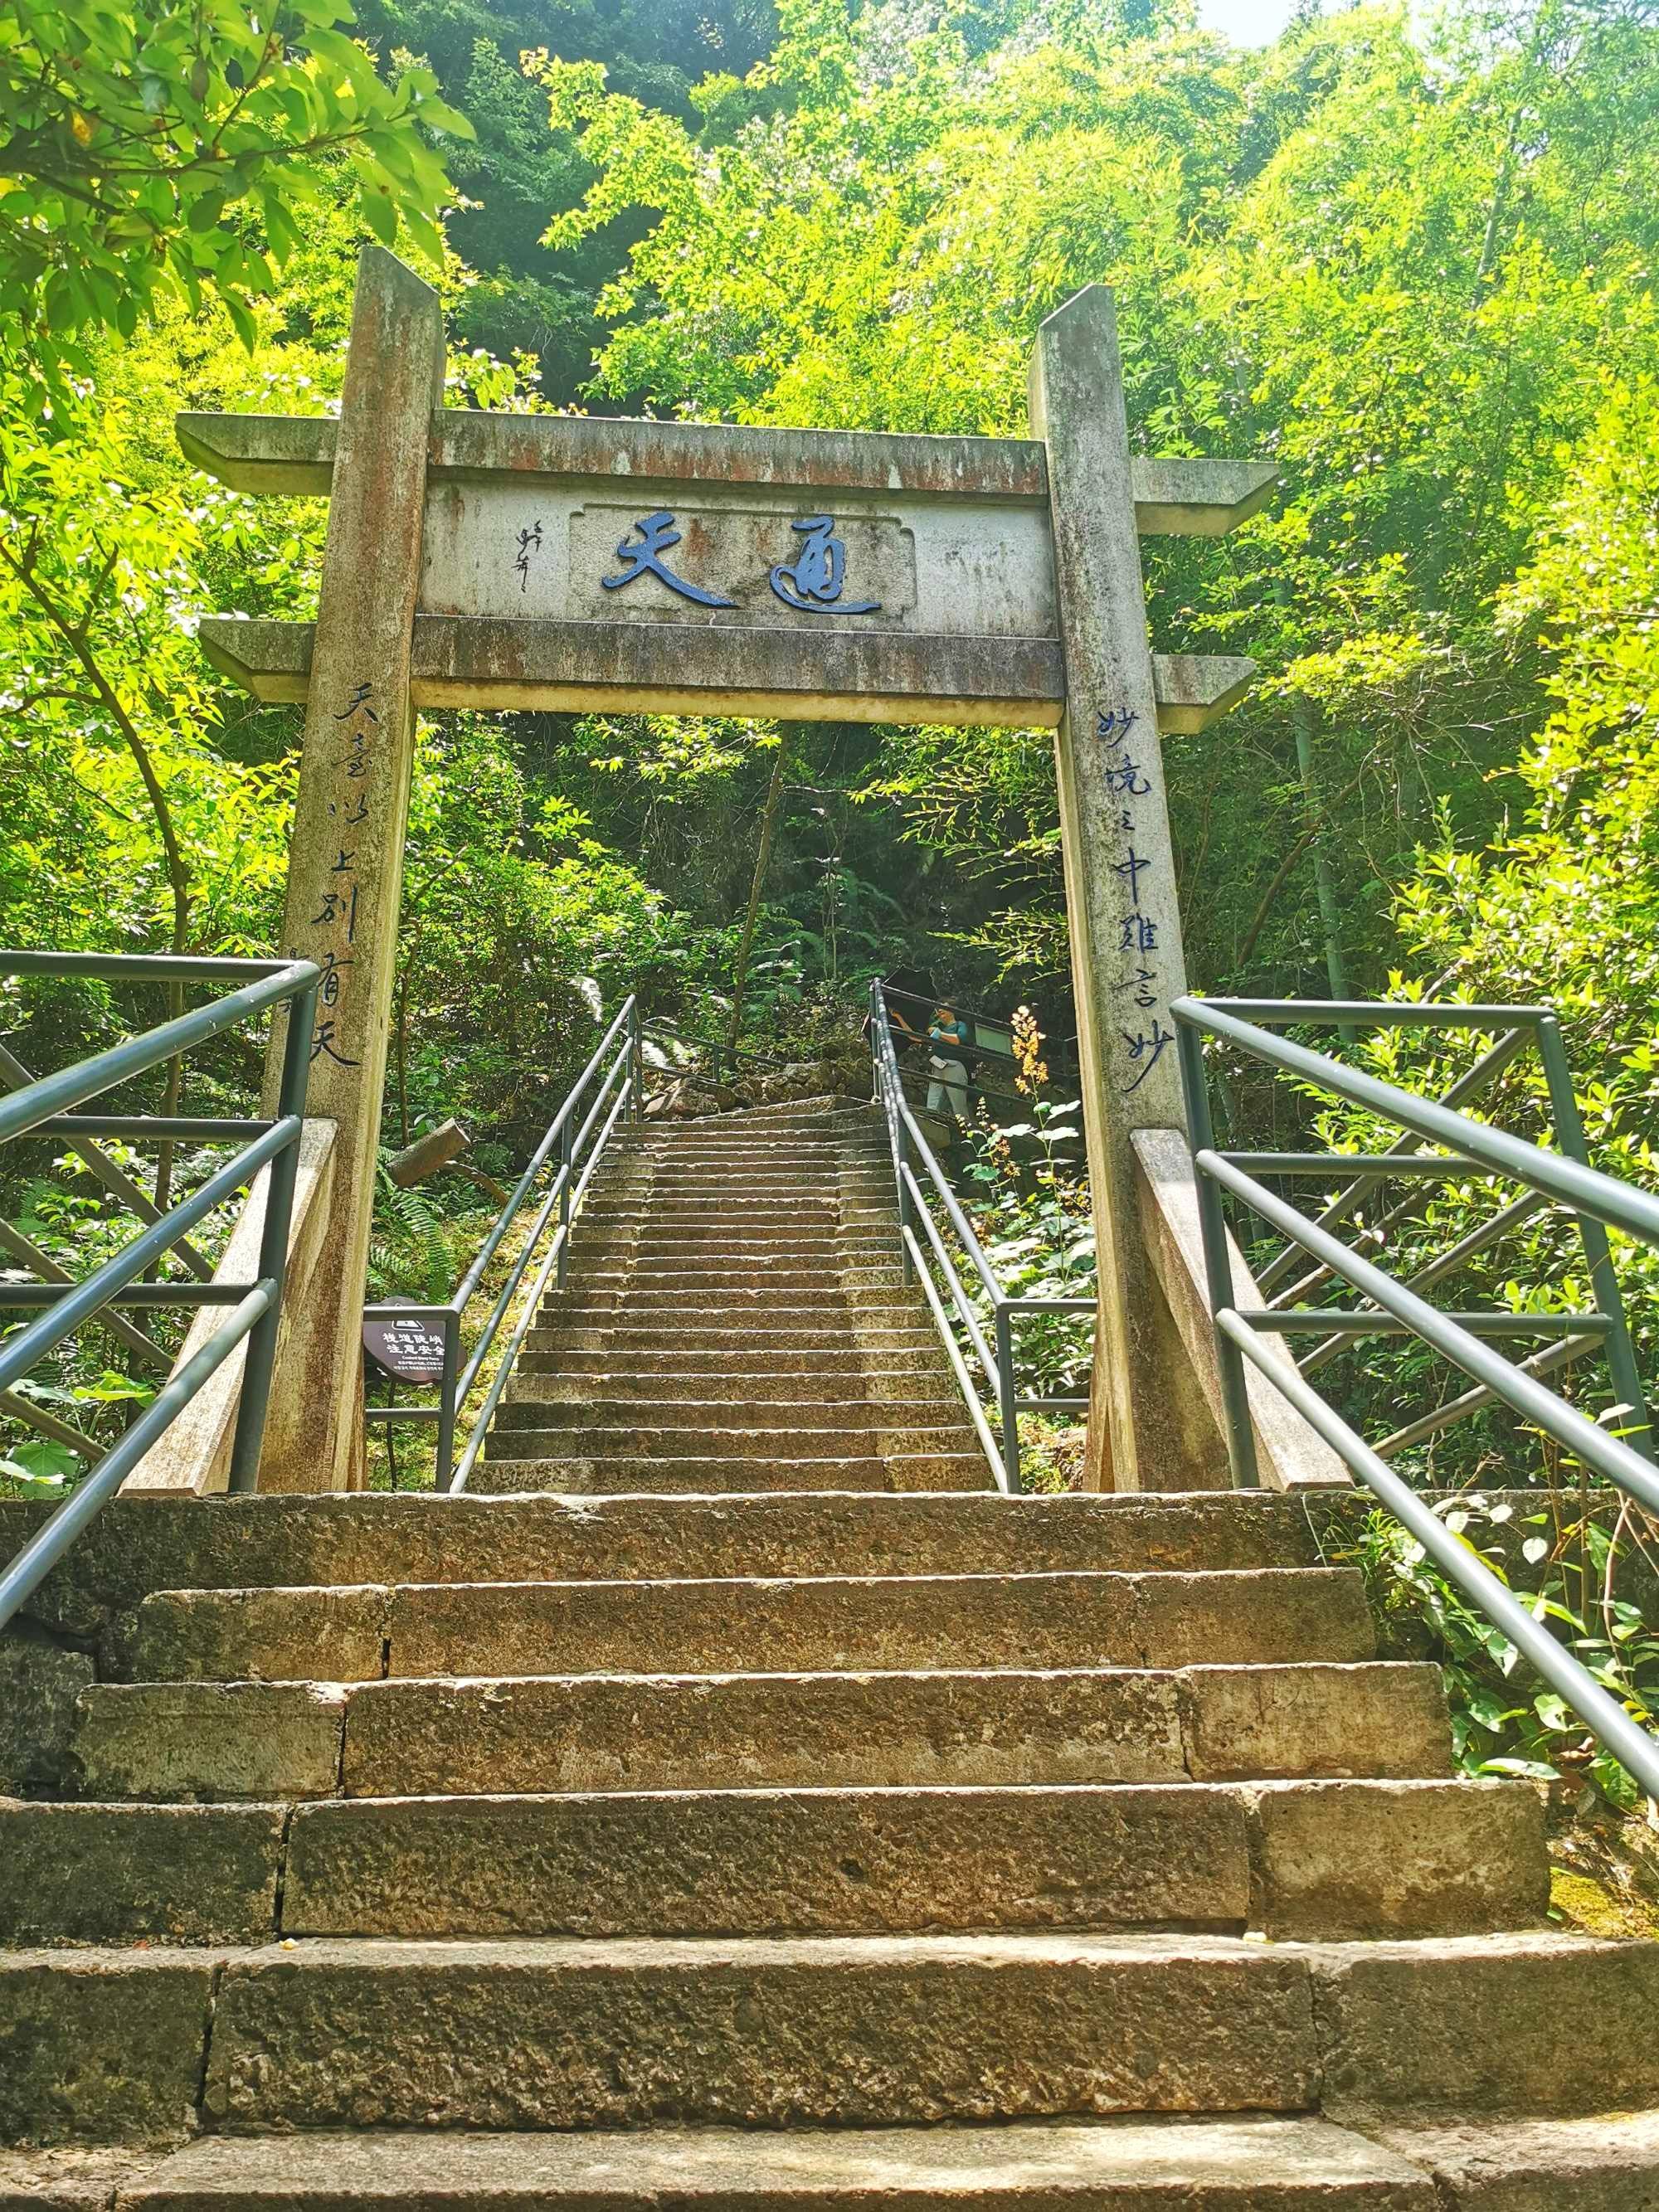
[{"xmin": 2, "ymin": 1096, "xmax": 1659, "ymax": 2205}]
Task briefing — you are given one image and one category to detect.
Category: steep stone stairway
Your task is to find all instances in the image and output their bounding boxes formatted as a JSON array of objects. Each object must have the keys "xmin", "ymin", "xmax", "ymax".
[
  {"xmin": 479, "ymin": 1098, "xmax": 986, "ymax": 1495},
  {"xmin": 3, "ymin": 1097, "xmax": 1659, "ymax": 2205}
]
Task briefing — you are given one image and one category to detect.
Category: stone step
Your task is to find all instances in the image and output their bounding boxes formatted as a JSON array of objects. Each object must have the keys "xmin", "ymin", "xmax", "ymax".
[
  {"xmin": 568, "ymin": 1232, "xmax": 898, "ymax": 1259},
  {"xmin": 509, "ymin": 1367, "xmax": 951, "ymax": 1403},
  {"xmin": 577, "ymin": 1189, "xmax": 894, "ymax": 1213},
  {"xmin": 523, "ymin": 1326, "xmax": 943, "ymax": 1353},
  {"xmin": 0, "ymin": 1780, "xmax": 1543, "ymax": 1948},
  {"xmin": 611, "ymin": 1175, "xmax": 886, "ymax": 1193},
  {"xmin": 483, "ymin": 1423, "xmax": 979, "ymax": 1463},
  {"xmin": 531, "ymin": 1302, "xmax": 928, "ymax": 1328},
  {"xmin": 584, "ymin": 1185, "xmax": 898, "ymax": 1203},
  {"xmin": 615, "ymin": 1114, "xmax": 880, "ymax": 1131},
  {"xmin": 103, "ymin": 1931, "xmax": 1659, "ymax": 2136},
  {"xmin": 0, "ymin": 1490, "xmax": 1322, "ymax": 1615},
  {"xmin": 121, "ymin": 1567, "xmax": 1374, "ymax": 1684},
  {"xmin": 464, "ymin": 1451, "xmax": 990, "ymax": 1495},
  {"xmin": 542, "ymin": 1285, "xmax": 923, "ymax": 1313},
  {"xmin": 491, "ymin": 1395, "xmax": 972, "ymax": 1435},
  {"xmin": 72, "ymin": 1660, "xmax": 1453, "ymax": 1801},
  {"xmin": 288, "ymin": 1776, "xmax": 1545, "ymax": 1943},
  {"xmin": 614, "ymin": 1233, "xmax": 895, "ymax": 1255},
  {"xmin": 625, "ymin": 1141, "xmax": 886, "ymax": 1158},
  {"xmin": 516, "ymin": 1346, "xmax": 952, "ymax": 1378},
  {"xmin": 571, "ymin": 1214, "xmax": 894, "ymax": 1237},
  {"xmin": 559, "ymin": 1265, "xmax": 907, "ymax": 1291},
  {"xmin": 584, "ymin": 1254, "xmax": 896, "ymax": 1280},
  {"xmin": 586, "ymin": 1165, "xmax": 892, "ymax": 1184},
  {"xmin": 46, "ymin": 2113, "xmax": 1489, "ymax": 2207},
  {"xmin": 11, "ymin": 1929, "xmax": 1659, "ymax": 2148},
  {"xmin": 530, "ymin": 1304, "xmax": 932, "ymax": 1326}
]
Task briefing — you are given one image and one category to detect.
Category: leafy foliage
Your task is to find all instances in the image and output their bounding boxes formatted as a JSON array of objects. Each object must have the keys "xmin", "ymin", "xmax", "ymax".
[
  {"xmin": 1328, "ymin": 1492, "xmax": 1659, "ymax": 1805},
  {"xmin": 0, "ymin": 0, "xmax": 471, "ymax": 384}
]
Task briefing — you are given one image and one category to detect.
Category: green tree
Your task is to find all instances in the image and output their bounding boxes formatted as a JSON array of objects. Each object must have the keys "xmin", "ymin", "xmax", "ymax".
[{"xmin": 0, "ymin": 0, "xmax": 469, "ymax": 382}]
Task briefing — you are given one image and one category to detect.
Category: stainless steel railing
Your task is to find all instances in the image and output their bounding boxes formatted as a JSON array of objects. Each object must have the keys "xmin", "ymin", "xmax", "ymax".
[
  {"xmin": 1173, "ymin": 994, "xmax": 1659, "ymax": 1797},
  {"xmin": 869, "ymin": 980, "xmax": 1092, "ymax": 1493},
  {"xmin": 363, "ymin": 996, "xmax": 642, "ymax": 1490},
  {"xmin": 0, "ymin": 952, "xmax": 319, "ymax": 1631}
]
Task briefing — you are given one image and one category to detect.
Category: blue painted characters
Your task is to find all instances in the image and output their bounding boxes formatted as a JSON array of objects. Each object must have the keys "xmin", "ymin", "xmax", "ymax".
[
  {"xmin": 598, "ymin": 508, "xmax": 883, "ymax": 617},
  {"xmin": 602, "ymin": 510, "xmax": 736, "ymax": 610},
  {"xmin": 770, "ymin": 514, "xmax": 881, "ymax": 615}
]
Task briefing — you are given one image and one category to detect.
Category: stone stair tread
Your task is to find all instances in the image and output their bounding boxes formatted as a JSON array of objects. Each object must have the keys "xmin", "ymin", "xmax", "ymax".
[
  {"xmin": 0, "ymin": 1490, "xmax": 1324, "ymax": 1604},
  {"xmin": 494, "ymin": 1403, "xmax": 973, "ymax": 1431},
  {"xmin": 281, "ymin": 1774, "xmax": 1545, "ymax": 1942},
  {"xmin": 0, "ymin": 1779, "xmax": 1544, "ymax": 1947},
  {"xmin": 100, "ymin": 2112, "xmax": 1449, "ymax": 2205},
  {"xmin": 71, "ymin": 1659, "xmax": 1456, "ymax": 1801},
  {"xmin": 462, "ymin": 1459, "xmax": 985, "ymax": 1497},
  {"xmin": 10, "ymin": 1929, "xmax": 1657, "ymax": 2137},
  {"xmin": 482, "ymin": 1441, "xmax": 983, "ymax": 1469},
  {"xmin": 1368, "ymin": 2106, "xmax": 1659, "ymax": 2204},
  {"xmin": 123, "ymin": 1564, "xmax": 1374, "ymax": 1683}
]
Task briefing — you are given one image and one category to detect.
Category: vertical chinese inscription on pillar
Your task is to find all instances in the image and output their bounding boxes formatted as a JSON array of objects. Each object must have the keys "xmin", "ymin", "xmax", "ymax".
[
  {"xmin": 1094, "ymin": 707, "xmax": 1174, "ymax": 1096},
  {"xmin": 299, "ymin": 680, "xmax": 377, "ymax": 1070}
]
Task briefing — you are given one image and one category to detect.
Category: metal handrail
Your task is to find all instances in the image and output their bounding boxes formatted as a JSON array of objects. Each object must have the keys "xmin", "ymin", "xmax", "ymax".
[
  {"xmin": 869, "ymin": 981, "xmax": 1092, "ymax": 1494},
  {"xmin": 1173, "ymin": 993, "xmax": 1659, "ymax": 1799},
  {"xmin": 0, "ymin": 952, "xmax": 318, "ymax": 1631},
  {"xmin": 363, "ymin": 998, "xmax": 642, "ymax": 1488},
  {"xmin": 878, "ymin": 980, "xmax": 1082, "ymax": 1062},
  {"xmin": 640, "ymin": 1018, "xmax": 793, "ymax": 1078}
]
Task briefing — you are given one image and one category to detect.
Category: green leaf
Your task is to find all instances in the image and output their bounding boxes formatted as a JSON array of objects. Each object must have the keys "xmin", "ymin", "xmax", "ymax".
[
  {"xmin": 221, "ymin": 289, "xmax": 258, "ymax": 351},
  {"xmin": 359, "ymin": 185, "xmax": 398, "ymax": 246}
]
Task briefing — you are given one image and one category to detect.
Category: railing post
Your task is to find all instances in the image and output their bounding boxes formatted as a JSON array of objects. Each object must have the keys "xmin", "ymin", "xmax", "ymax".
[
  {"xmin": 226, "ymin": 978, "xmax": 316, "ymax": 1495},
  {"xmin": 1535, "ymin": 1014, "xmax": 1652, "ymax": 1458},
  {"xmin": 555, "ymin": 1119, "xmax": 574, "ymax": 1291},
  {"xmin": 1175, "ymin": 1014, "xmax": 1260, "ymax": 1489},
  {"xmin": 995, "ymin": 1301, "xmax": 1021, "ymax": 1494},
  {"xmin": 873, "ymin": 986, "xmax": 912, "ymax": 1283},
  {"xmin": 894, "ymin": 1112, "xmax": 916, "ymax": 1286},
  {"xmin": 628, "ymin": 999, "xmax": 643, "ymax": 1123},
  {"xmin": 433, "ymin": 1305, "xmax": 461, "ymax": 1491}
]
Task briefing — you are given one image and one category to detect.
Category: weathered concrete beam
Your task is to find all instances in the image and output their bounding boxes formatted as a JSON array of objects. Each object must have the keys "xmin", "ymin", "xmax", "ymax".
[
  {"xmin": 1149, "ymin": 653, "xmax": 1257, "ymax": 734},
  {"xmin": 197, "ymin": 615, "xmax": 1254, "ymax": 733},
  {"xmin": 177, "ymin": 411, "xmax": 1276, "ymax": 535}
]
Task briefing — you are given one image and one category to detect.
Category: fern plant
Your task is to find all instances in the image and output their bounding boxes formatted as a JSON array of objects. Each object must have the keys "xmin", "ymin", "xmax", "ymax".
[{"xmin": 367, "ymin": 1155, "xmax": 453, "ymax": 1303}]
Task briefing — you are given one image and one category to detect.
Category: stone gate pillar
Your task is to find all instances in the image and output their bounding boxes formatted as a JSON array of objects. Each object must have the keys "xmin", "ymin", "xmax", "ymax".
[
  {"xmin": 1029, "ymin": 286, "xmax": 1224, "ymax": 1492},
  {"xmin": 256, "ymin": 247, "xmax": 445, "ymax": 1491}
]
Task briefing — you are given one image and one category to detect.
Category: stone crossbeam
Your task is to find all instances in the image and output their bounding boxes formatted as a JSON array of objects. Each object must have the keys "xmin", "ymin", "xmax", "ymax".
[
  {"xmin": 179, "ymin": 409, "xmax": 1277, "ymax": 537},
  {"xmin": 197, "ymin": 615, "xmax": 1253, "ymax": 734}
]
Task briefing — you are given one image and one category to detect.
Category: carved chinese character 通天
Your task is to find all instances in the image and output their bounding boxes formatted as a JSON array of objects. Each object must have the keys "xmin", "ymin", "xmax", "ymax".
[
  {"xmin": 770, "ymin": 515, "xmax": 880, "ymax": 615},
  {"xmin": 602, "ymin": 511, "xmax": 735, "ymax": 610}
]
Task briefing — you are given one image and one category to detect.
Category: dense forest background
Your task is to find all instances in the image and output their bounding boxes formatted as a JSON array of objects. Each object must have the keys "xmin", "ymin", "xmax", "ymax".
[{"xmin": 7, "ymin": 0, "xmax": 1657, "ymax": 1135}]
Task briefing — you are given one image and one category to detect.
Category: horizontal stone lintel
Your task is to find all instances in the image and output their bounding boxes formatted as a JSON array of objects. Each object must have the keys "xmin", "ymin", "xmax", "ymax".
[
  {"xmin": 197, "ymin": 615, "xmax": 1256, "ymax": 733},
  {"xmin": 176, "ymin": 411, "xmax": 1277, "ymax": 537}
]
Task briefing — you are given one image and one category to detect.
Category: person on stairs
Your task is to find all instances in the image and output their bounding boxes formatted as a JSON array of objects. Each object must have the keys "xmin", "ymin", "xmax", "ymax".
[{"xmin": 926, "ymin": 1001, "xmax": 973, "ymax": 1125}]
